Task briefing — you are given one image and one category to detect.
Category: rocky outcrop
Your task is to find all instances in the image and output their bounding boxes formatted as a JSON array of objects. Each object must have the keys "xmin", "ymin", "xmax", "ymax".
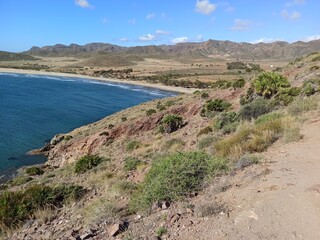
[{"xmin": 45, "ymin": 103, "xmax": 201, "ymax": 167}]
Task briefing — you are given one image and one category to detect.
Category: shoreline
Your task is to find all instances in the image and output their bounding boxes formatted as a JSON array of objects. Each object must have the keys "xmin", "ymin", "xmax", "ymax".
[{"xmin": 0, "ymin": 68, "xmax": 196, "ymax": 94}]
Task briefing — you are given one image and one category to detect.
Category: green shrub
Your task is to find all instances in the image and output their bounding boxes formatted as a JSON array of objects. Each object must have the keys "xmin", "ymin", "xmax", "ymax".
[
  {"xmin": 156, "ymin": 227, "xmax": 167, "ymax": 237},
  {"xmin": 146, "ymin": 109, "xmax": 156, "ymax": 116},
  {"xmin": 74, "ymin": 155, "xmax": 103, "ymax": 174},
  {"xmin": 123, "ymin": 157, "xmax": 141, "ymax": 171},
  {"xmin": 0, "ymin": 184, "xmax": 84, "ymax": 229},
  {"xmin": 159, "ymin": 114, "xmax": 183, "ymax": 134},
  {"xmin": 201, "ymin": 92, "xmax": 209, "ymax": 99},
  {"xmin": 197, "ymin": 126, "xmax": 213, "ymax": 136},
  {"xmin": 240, "ymin": 86, "xmax": 254, "ymax": 105},
  {"xmin": 130, "ymin": 152, "xmax": 228, "ymax": 212},
  {"xmin": 201, "ymin": 99, "xmax": 231, "ymax": 117},
  {"xmin": 197, "ymin": 136, "xmax": 217, "ymax": 150},
  {"xmin": 253, "ymin": 72, "xmax": 290, "ymax": 98},
  {"xmin": 239, "ymin": 98, "xmax": 272, "ymax": 120},
  {"xmin": 126, "ymin": 140, "xmax": 141, "ymax": 152},
  {"xmin": 232, "ymin": 78, "xmax": 245, "ymax": 89},
  {"xmin": 11, "ymin": 176, "xmax": 33, "ymax": 186},
  {"xmin": 214, "ymin": 112, "xmax": 239, "ymax": 134},
  {"xmin": 64, "ymin": 135, "xmax": 73, "ymax": 141},
  {"xmin": 302, "ymin": 80, "xmax": 320, "ymax": 96},
  {"xmin": 255, "ymin": 112, "xmax": 283, "ymax": 125},
  {"xmin": 165, "ymin": 100, "xmax": 175, "ymax": 107},
  {"xmin": 25, "ymin": 166, "xmax": 44, "ymax": 176},
  {"xmin": 273, "ymin": 87, "xmax": 301, "ymax": 106}
]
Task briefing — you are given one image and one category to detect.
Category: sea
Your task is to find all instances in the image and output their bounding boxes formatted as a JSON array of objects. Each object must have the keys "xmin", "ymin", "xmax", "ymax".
[{"xmin": 0, "ymin": 72, "xmax": 175, "ymax": 176}]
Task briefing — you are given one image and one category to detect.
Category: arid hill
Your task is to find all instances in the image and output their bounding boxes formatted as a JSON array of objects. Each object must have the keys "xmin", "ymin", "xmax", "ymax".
[{"xmin": 23, "ymin": 39, "xmax": 320, "ymax": 60}]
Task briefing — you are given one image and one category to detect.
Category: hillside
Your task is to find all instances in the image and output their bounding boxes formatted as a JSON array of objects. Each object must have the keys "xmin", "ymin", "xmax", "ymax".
[
  {"xmin": 1, "ymin": 52, "xmax": 320, "ymax": 239},
  {"xmin": 0, "ymin": 51, "xmax": 36, "ymax": 61},
  {"xmin": 23, "ymin": 39, "xmax": 320, "ymax": 60}
]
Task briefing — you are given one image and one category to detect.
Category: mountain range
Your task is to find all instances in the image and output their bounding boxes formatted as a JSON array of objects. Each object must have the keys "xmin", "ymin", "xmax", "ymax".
[{"xmin": 23, "ymin": 39, "xmax": 320, "ymax": 60}]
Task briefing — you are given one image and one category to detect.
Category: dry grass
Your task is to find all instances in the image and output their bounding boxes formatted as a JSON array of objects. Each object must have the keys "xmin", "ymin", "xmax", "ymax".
[{"xmin": 214, "ymin": 114, "xmax": 300, "ymax": 160}]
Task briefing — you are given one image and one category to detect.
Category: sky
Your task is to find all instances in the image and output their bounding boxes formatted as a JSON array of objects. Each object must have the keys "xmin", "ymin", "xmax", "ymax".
[{"xmin": 0, "ymin": 0, "xmax": 319, "ymax": 52}]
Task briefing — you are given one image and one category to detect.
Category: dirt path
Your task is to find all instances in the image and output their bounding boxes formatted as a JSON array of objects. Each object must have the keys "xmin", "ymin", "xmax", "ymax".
[{"xmin": 175, "ymin": 117, "xmax": 320, "ymax": 240}]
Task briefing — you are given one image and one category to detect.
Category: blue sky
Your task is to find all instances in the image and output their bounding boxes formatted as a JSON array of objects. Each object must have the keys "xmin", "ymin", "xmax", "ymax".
[{"xmin": 0, "ymin": 0, "xmax": 319, "ymax": 52}]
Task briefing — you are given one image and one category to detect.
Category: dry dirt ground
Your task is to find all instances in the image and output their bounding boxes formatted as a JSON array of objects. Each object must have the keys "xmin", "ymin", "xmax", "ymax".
[{"xmin": 173, "ymin": 115, "xmax": 320, "ymax": 240}]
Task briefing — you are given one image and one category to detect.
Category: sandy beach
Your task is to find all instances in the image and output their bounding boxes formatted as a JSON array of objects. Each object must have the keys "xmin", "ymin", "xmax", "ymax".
[{"xmin": 0, "ymin": 68, "xmax": 196, "ymax": 94}]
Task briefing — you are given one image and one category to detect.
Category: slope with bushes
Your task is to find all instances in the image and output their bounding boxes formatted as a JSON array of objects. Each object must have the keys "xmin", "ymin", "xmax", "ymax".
[{"xmin": 2, "ymin": 52, "xmax": 320, "ymax": 239}]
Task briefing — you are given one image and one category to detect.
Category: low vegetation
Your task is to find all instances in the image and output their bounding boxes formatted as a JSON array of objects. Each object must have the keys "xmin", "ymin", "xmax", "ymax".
[
  {"xmin": 0, "ymin": 184, "xmax": 84, "ymax": 230},
  {"xmin": 74, "ymin": 155, "xmax": 104, "ymax": 174},
  {"xmin": 159, "ymin": 114, "xmax": 183, "ymax": 134},
  {"xmin": 130, "ymin": 152, "xmax": 228, "ymax": 212},
  {"xmin": 25, "ymin": 166, "xmax": 44, "ymax": 176}
]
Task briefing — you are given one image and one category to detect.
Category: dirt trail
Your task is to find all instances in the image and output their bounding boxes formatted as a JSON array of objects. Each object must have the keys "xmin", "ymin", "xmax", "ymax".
[{"xmin": 176, "ymin": 117, "xmax": 320, "ymax": 240}]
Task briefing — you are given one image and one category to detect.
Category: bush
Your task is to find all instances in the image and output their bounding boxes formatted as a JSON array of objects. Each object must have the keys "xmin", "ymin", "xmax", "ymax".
[
  {"xmin": 287, "ymin": 97, "xmax": 318, "ymax": 115},
  {"xmin": 215, "ymin": 117, "xmax": 285, "ymax": 159},
  {"xmin": 197, "ymin": 136, "xmax": 217, "ymax": 150},
  {"xmin": 146, "ymin": 109, "xmax": 156, "ymax": 116},
  {"xmin": 201, "ymin": 99, "xmax": 231, "ymax": 118},
  {"xmin": 253, "ymin": 72, "xmax": 290, "ymax": 98},
  {"xmin": 130, "ymin": 152, "xmax": 228, "ymax": 212},
  {"xmin": 214, "ymin": 112, "xmax": 239, "ymax": 134},
  {"xmin": 156, "ymin": 227, "xmax": 167, "ymax": 237},
  {"xmin": 126, "ymin": 140, "xmax": 141, "ymax": 152},
  {"xmin": 255, "ymin": 112, "xmax": 283, "ymax": 125},
  {"xmin": 273, "ymin": 87, "xmax": 301, "ymax": 106},
  {"xmin": 25, "ymin": 166, "xmax": 44, "ymax": 176},
  {"xmin": 236, "ymin": 154, "xmax": 259, "ymax": 169},
  {"xmin": 239, "ymin": 98, "xmax": 272, "ymax": 120},
  {"xmin": 232, "ymin": 78, "xmax": 245, "ymax": 89},
  {"xmin": 0, "ymin": 184, "xmax": 84, "ymax": 229},
  {"xmin": 201, "ymin": 92, "xmax": 209, "ymax": 99},
  {"xmin": 74, "ymin": 155, "xmax": 103, "ymax": 174},
  {"xmin": 159, "ymin": 114, "xmax": 183, "ymax": 134},
  {"xmin": 123, "ymin": 157, "xmax": 141, "ymax": 171}
]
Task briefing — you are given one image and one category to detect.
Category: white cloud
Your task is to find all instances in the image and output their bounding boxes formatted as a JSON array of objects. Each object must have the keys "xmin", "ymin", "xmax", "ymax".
[
  {"xmin": 128, "ymin": 18, "xmax": 136, "ymax": 25},
  {"xmin": 195, "ymin": 0, "xmax": 217, "ymax": 15},
  {"xmin": 139, "ymin": 34, "xmax": 156, "ymax": 41},
  {"xmin": 301, "ymin": 35, "xmax": 320, "ymax": 42},
  {"xmin": 250, "ymin": 38, "xmax": 281, "ymax": 44},
  {"xmin": 196, "ymin": 34, "xmax": 204, "ymax": 41},
  {"xmin": 171, "ymin": 37, "xmax": 188, "ymax": 44},
  {"xmin": 146, "ymin": 13, "xmax": 156, "ymax": 20},
  {"xmin": 75, "ymin": 0, "xmax": 92, "ymax": 8},
  {"xmin": 286, "ymin": 0, "xmax": 305, "ymax": 7},
  {"xmin": 231, "ymin": 19, "xmax": 250, "ymax": 31},
  {"xmin": 119, "ymin": 38, "xmax": 129, "ymax": 42},
  {"xmin": 156, "ymin": 30, "xmax": 170, "ymax": 35},
  {"xmin": 281, "ymin": 10, "xmax": 301, "ymax": 20}
]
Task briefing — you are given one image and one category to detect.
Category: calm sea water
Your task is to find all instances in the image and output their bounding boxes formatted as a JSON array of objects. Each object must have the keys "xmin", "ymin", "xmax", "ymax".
[{"xmin": 0, "ymin": 72, "xmax": 175, "ymax": 175}]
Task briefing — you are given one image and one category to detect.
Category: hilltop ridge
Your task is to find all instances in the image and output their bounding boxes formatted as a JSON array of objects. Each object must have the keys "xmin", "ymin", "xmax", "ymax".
[{"xmin": 23, "ymin": 39, "xmax": 320, "ymax": 60}]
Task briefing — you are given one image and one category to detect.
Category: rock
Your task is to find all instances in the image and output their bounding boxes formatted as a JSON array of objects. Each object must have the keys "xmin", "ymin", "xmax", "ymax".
[
  {"xmin": 80, "ymin": 232, "xmax": 95, "ymax": 239},
  {"xmin": 23, "ymin": 219, "xmax": 35, "ymax": 229},
  {"xmin": 170, "ymin": 214, "xmax": 181, "ymax": 224},
  {"xmin": 50, "ymin": 134, "xmax": 65, "ymax": 145},
  {"xmin": 161, "ymin": 201, "xmax": 171, "ymax": 210},
  {"xmin": 107, "ymin": 221, "xmax": 129, "ymax": 237}
]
